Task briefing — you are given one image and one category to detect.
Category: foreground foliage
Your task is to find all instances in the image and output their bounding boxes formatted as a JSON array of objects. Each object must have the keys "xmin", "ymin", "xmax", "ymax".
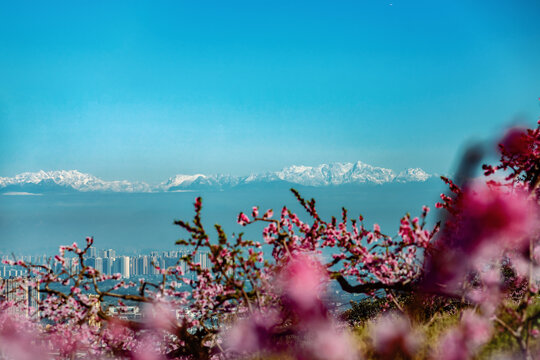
[{"xmin": 1, "ymin": 122, "xmax": 539, "ymax": 359}]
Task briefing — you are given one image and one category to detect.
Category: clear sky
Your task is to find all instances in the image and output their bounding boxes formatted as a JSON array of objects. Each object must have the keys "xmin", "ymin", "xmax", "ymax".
[{"xmin": 1, "ymin": 0, "xmax": 539, "ymax": 183}]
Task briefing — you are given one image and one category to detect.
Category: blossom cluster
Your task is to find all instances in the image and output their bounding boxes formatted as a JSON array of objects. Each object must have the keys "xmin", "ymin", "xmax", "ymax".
[{"xmin": 0, "ymin": 122, "xmax": 539, "ymax": 359}]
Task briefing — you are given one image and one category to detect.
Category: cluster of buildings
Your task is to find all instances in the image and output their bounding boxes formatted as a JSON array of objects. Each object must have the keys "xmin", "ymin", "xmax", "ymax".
[
  {"xmin": 83, "ymin": 247, "xmax": 209, "ymax": 279},
  {"xmin": 0, "ymin": 247, "xmax": 211, "ymax": 320},
  {"xmin": 0, "ymin": 248, "xmax": 210, "ymax": 280},
  {"xmin": 0, "ymin": 254, "xmax": 49, "ymax": 278},
  {"xmin": 0, "ymin": 277, "xmax": 40, "ymax": 318}
]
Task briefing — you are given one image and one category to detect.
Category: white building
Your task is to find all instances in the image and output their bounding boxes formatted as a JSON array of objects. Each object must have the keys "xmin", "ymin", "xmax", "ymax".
[
  {"xmin": 94, "ymin": 257, "xmax": 103, "ymax": 273},
  {"xmin": 120, "ymin": 256, "xmax": 130, "ymax": 279}
]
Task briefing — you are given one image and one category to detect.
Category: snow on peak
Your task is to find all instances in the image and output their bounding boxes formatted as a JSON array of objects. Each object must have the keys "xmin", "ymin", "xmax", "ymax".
[
  {"xmin": 0, "ymin": 170, "xmax": 152, "ymax": 193},
  {"xmin": 1, "ymin": 162, "xmax": 433, "ymax": 193},
  {"xmin": 160, "ymin": 173, "xmax": 241, "ymax": 190},
  {"xmin": 239, "ymin": 162, "xmax": 432, "ymax": 187},
  {"xmin": 394, "ymin": 168, "xmax": 432, "ymax": 183},
  {"xmin": 269, "ymin": 161, "xmax": 421, "ymax": 186},
  {"xmin": 163, "ymin": 174, "xmax": 207, "ymax": 187}
]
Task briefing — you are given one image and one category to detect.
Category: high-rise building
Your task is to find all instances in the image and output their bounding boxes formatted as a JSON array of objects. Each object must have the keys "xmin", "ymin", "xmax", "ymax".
[
  {"xmin": 112, "ymin": 258, "xmax": 120, "ymax": 274},
  {"xmin": 198, "ymin": 252, "xmax": 208, "ymax": 269},
  {"xmin": 86, "ymin": 257, "xmax": 96, "ymax": 269},
  {"xmin": 0, "ymin": 277, "xmax": 40, "ymax": 318},
  {"xmin": 130, "ymin": 256, "xmax": 138, "ymax": 276},
  {"xmin": 120, "ymin": 256, "xmax": 130, "ymax": 279},
  {"xmin": 94, "ymin": 257, "xmax": 103, "ymax": 274},
  {"xmin": 70, "ymin": 257, "xmax": 80, "ymax": 275},
  {"xmin": 138, "ymin": 256, "xmax": 149, "ymax": 275},
  {"xmin": 88, "ymin": 246, "xmax": 97, "ymax": 258},
  {"xmin": 102, "ymin": 257, "xmax": 112, "ymax": 275},
  {"xmin": 178, "ymin": 259, "xmax": 187, "ymax": 275},
  {"xmin": 150, "ymin": 257, "xmax": 159, "ymax": 275}
]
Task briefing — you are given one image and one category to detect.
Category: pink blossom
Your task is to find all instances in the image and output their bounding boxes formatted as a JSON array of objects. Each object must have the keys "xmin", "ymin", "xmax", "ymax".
[
  {"xmin": 224, "ymin": 311, "xmax": 280, "ymax": 354},
  {"xmin": 130, "ymin": 334, "xmax": 166, "ymax": 360},
  {"xmin": 467, "ymin": 268, "xmax": 502, "ymax": 315},
  {"xmin": 460, "ymin": 185, "xmax": 536, "ymax": 250},
  {"xmin": 263, "ymin": 209, "xmax": 274, "ymax": 219},
  {"xmin": 424, "ymin": 184, "xmax": 538, "ymax": 293},
  {"xmin": 194, "ymin": 197, "xmax": 202, "ymax": 209},
  {"xmin": 500, "ymin": 127, "xmax": 530, "ymax": 157},
  {"xmin": 434, "ymin": 310, "xmax": 491, "ymax": 360},
  {"xmin": 237, "ymin": 212, "xmax": 250, "ymax": 226},
  {"xmin": 143, "ymin": 301, "xmax": 177, "ymax": 333},
  {"xmin": 0, "ymin": 313, "xmax": 48, "ymax": 360},
  {"xmin": 252, "ymin": 206, "xmax": 259, "ymax": 218},
  {"xmin": 306, "ymin": 323, "xmax": 360, "ymax": 360},
  {"xmin": 371, "ymin": 312, "xmax": 420, "ymax": 359},
  {"xmin": 279, "ymin": 254, "xmax": 327, "ymax": 313}
]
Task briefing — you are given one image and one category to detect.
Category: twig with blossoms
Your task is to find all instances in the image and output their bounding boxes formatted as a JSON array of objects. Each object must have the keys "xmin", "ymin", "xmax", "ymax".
[{"xmin": 236, "ymin": 188, "xmax": 440, "ymax": 298}]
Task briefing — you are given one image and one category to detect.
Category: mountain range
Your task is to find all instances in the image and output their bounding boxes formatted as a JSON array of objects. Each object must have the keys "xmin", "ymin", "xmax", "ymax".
[{"xmin": 0, "ymin": 161, "xmax": 433, "ymax": 193}]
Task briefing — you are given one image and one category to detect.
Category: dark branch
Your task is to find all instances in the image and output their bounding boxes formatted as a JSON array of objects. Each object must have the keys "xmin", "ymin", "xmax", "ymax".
[{"xmin": 334, "ymin": 274, "xmax": 414, "ymax": 294}]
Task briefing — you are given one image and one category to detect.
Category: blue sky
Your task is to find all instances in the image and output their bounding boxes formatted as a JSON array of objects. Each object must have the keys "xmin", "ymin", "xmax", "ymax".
[{"xmin": 0, "ymin": 0, "xmax": 539, "ymax": 183}]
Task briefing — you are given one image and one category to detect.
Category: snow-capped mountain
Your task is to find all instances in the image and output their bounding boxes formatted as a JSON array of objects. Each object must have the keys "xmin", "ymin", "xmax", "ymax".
[
  {"xmin": 268, "ymin": 161, "xmax": 397, "ymax": 186},
  {"xmin": 160, "ymin": 174, "xmax": 241, "ymax": 191},
  {"xmin": 1, "ymin": 161, "xmax": 433, "ymax": 194},
  {"xmin": 0, "ymin": 170, "xmax": 152, "ymax": 193},
  {"xmin": 394, "ymin": 168, "xmax": 431, "ymax": 183},
  {"xmin": 160, "ymin": 161, "xmax": 432, "ymax": 190}
]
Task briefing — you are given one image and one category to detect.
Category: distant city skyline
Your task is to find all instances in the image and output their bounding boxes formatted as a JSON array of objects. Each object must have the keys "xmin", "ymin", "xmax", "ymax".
[
  {"xmin": 0, "ymin": 246, "xmax": 210, "ymax": 280},
  {"xmin": 1, "ymin": 1, "xmax": 539, "ymax": 182}
]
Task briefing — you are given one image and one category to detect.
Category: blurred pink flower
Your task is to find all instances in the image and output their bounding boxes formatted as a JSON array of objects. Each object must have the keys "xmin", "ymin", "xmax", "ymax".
[
  {"xmin": 130, "ymin": 334, "xmax": 166, "ymax": 360},
  {"xmin": 224, "ymin": 253, "xmax": 359, "ymax": 360},
  {"xmin": 434, "ymin": 310, "xmax": 491, "ymax": 360},
  {"xmin": 424, "ymin": 184, "xmax": 538, "ymax": 293},
  {"xmin": 224, "ymin": 310, "xmax": 280, "ymax": 354},
  {"xmin": 458, "ymin": 185, "xmax": 536, "ymax": 252},
  {"xmin": 143, "ymin": 301, "xmax": 177, "ymax": 333},
  {"xmin": 467, "ymin": 268, "xmax": 502, "ymax": 315},
  {"xmin": 279, "ymin": 253, "xmax": 328, "ymax": 313},
  {"xmin": 306, "ymin": 323, "xmax": 360, "ymax": 360},
  {"xmin": 372, "ymin": 312, "xmax": 420, "ymax": 359},
  {"xmin": 500, "ymin": 127, "xmax": 530, "ymax": 157},
  {"xmin": 0, "ymin": 313, "xmax": 48, "ymax": 360}
]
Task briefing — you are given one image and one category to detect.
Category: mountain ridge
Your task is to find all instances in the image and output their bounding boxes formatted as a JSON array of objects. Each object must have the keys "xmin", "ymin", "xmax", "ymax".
[{"xmin": 0, "ymin": 161, "xmax": 433, "ymax": 193}]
